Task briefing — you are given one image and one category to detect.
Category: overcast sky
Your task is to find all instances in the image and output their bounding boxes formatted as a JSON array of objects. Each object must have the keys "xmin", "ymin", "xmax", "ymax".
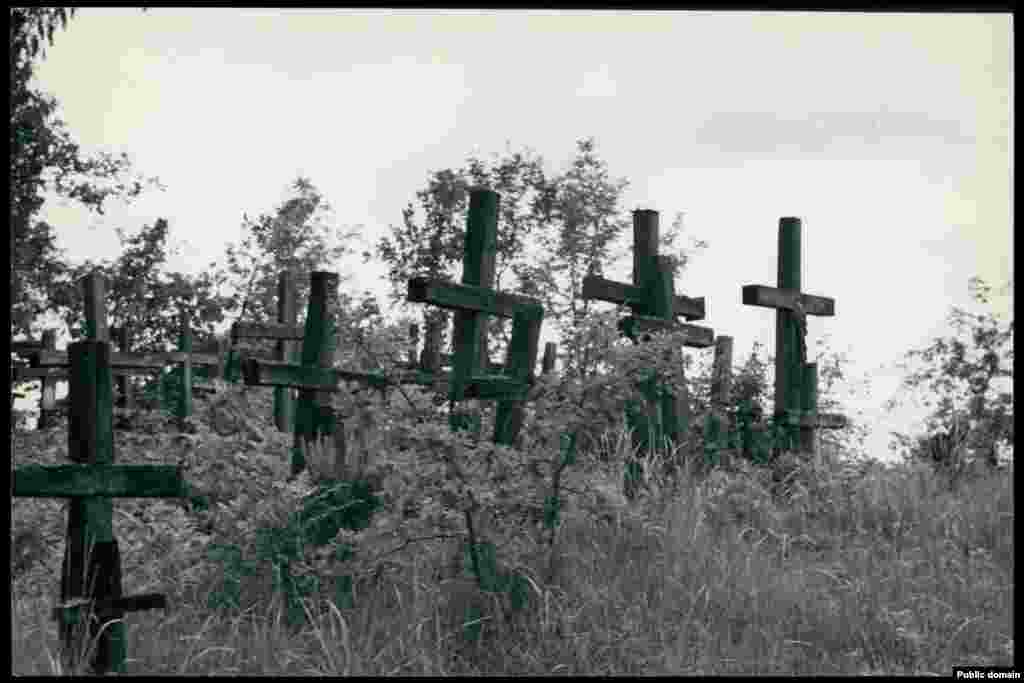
[{"xmin": 27, "ymin": 9, "xmax": 1013, "ymax": 462}]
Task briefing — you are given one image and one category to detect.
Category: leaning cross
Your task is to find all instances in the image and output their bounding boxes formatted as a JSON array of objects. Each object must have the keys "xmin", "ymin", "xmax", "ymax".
[
  {"xmin": 406, "ymin": 187, "xmax": 544, "ymax": 445},
  {"xmin": 742, "ymin": 216, "xmax": 847, "ymax": 456},
  {"xmin": 582, "ymin": 209, "xmax": 714, "ymax": 454}
]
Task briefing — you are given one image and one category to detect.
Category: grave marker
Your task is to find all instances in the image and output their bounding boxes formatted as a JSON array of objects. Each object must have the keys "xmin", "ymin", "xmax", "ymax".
[
  {"xmin": 742, "ymin": 217, "xmax": 846, "ymax": 456},
  {"xmin": 12, "ymin": 273, "xmax": 186, "ymax": 674},
  {"xmin": 406, "ymin": 187, "xmax": 544, "ymax": 445},
  {"xmin": 230, "ymin": 270, "xmax": 302, "ymax": 432},
  {"xmin": 582, "ymin": 209, "xmax": 714, "ymax": 463}
]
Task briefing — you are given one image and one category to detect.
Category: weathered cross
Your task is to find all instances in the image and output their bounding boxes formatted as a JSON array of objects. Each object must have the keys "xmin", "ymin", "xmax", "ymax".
[
  {"xmin": 242, "ymin": 190, "xmax": 545, "ymax": 455},
  {"xmin": 231, "ymin": 270, "xmax": 302, "ymax": 432},
  {"xmin": 239, "ymin": 270, "xmax": 375, "ymax": 479},
  {"xmin": 742, "ymin": 216, "xmax": 846, "ymax": 457},
  {"xmin": 13, "ymin": 274, "xmax": 185, "ymax": 674},
  {"xmin": 582, "ymin": 209, "xmax": 714, "ymax": 455},
  {"xmin": 406, "ymin": 187, "xmax": 544, "ymax": 445},
  {"xmin": 25, "ymin": 278, "xmax": 224, "ymax": 426}
]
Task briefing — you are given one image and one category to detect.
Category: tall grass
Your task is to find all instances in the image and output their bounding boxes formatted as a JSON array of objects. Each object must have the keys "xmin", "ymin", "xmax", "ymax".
[{"xmin": 10, "ymin": 398, "xmax": 1013, "ymax": 675}]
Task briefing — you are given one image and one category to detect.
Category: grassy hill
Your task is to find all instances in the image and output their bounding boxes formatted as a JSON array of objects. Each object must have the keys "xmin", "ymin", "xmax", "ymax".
[{"xmin": 10, "ymin": 381, "xmax": 1014, "ymax": 675}]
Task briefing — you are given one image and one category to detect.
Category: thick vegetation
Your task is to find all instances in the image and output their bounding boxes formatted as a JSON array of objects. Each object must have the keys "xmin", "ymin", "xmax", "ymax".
[{"xmin": 9, "ymin": 8, "xmax": 1013, "ymax": 675}]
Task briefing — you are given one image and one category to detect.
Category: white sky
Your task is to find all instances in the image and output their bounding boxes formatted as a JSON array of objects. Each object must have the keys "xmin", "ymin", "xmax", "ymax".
[{"xmin": 26, "ymin": 9, "xmax": 1013, "ymax": 462}]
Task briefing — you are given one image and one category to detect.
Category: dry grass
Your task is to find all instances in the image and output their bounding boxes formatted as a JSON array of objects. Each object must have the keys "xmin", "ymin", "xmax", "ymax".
[{"xmin": 10, "ymin": 396, "xmax": 1014, "ymax": 675}]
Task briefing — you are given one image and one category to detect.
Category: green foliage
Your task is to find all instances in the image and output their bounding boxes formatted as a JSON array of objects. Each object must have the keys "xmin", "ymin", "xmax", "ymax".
[
  {"xmin": 10, "ymin": 8, "xmax": 163, "ymax": 339},
  {"xmin": 887, "ymin": 276, "xmax": 1013, "ymax": 474},
  {"xmin": 203, "ymin": 542, "xmax": 260, "ymax": 612},
  {"xmin": 375, "ymin": 136, "xmax": 711, "ymax": 384},
  {"xmin": 376, "ymin": 144, "xmax": 550, "ymax": 362},
  {"xmin": 202, "ymin": 476, "xmax": 382, "ymax": 631},
  {"xmin": 49, "ymin": 219, "xmax": 234, "ymax": 359},
  {"xmin": 295, "ymin": 480, "xmax": 382, "ymax": 545},
  {"xmin": 222, "ymin": 176, "xmax": 361, "ymax": 329}
]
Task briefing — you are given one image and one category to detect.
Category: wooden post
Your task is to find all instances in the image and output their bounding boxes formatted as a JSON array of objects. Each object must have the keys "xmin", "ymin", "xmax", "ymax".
[
  {"xmin": 703, "ymin": 335, "xmax": 734, "ymax": 462},
  {"xmin": 177, "ymin": 310, "xmax": 192, "ymax": 424},
  {"xmin": 447, "ymin": 189, "xmax": 498, "ymax": 435},
  {"xmin": 63, "ymin": 340, "xmax": 123, "ymax": 672},
  {"xmin": 421, "ymin": 314, "xmax": 443, "ymax": 373},
  {"xmin": 216, "ymin": 337, "xmax": 229, "ymax": 380},
  {"xmin": 112, "ymin": 326, "xmax": 134, "ymax": 413},
  {"xmin": 742, "ymin": 217, "xmax": 846, "ymax": 459},
  {"xmin": 38, "ymin": 329, "xmax": 58, "ymax": 430},
  {"xmin": 542, "ymin": 342, "xmax": 557, "ymax": 375},
  {"xmin": 802, "ymin": 361, "xmax": 819, "ymax": 459},
  {"xmin": 292, "ymin": 271, "xmax": 341, "ymax": 478},
  {"xmin": 711, "ymin": 336, "xmax": 733, "ymax": 411},
  {"xmin": 276, "ymin": 271, "xmax": 297, "ymax": 433},
  {"xmin": 408, "ymin": 323, "xmax": 420, "ymax": 367}
]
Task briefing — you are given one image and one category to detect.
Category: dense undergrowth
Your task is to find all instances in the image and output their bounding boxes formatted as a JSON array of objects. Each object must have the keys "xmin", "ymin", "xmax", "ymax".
[{"xmin": 10, "ymin": 349, "xmax": 1014, "ymax": 675}]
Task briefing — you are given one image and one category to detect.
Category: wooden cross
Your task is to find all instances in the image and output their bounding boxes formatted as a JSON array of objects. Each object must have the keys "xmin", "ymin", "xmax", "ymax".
[
  {"xmin": 238, "ymin": 271, "xmax": 354, "ymax": 479},
  {"xmin": 230, "ymin": 270, "xmax": 302, "ymax": 432},
  {"xmin": 582, "ymin": 209, "xmax": 714, "ymax": 454},
  {"xmin": 742, "ymin": 217, "xmax": 846, "ymax": 456},
  {"xmin": 406, "ymin": 187, "xmax": 544, "ymax": 445},
  {"xmin": 12, "ymin": 274, "xmax": 185, "ymax": 674},
  {"xmin": 20, "ymin": 274, "xmax": 225, "ymax": 423}
]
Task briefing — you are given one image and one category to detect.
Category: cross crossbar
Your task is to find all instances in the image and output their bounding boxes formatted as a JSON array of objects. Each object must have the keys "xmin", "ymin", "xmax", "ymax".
[
  {"xmin": 232, "ymin": 321, "xmax": 306, "ymax": 341},
  {"xmin": 617, "ymin": 316, "xmax": 715, "ymax": 347},
  {"xmin": 741, "ymin": 285, "xmax": 835, "ymax": 317},
  {"xmin": 30, "ymin": 349, "xmax": 222, "ymax": 370},
  {"xmin": 14, "ymin": 464, "xmax": 185, "ymax": 498},
  {"xmin": 582, "ymin": 275, "xmax": 706, "ymax": 321},
  {"xmin": 408, "ymin": 277, "xmax": 543, "ymax": 319}
]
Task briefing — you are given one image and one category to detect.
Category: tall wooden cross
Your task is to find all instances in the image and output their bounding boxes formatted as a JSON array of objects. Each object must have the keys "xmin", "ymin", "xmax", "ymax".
[
  {"xmin": 13, "ymin": 274, "xmax": 184, "ymax": 674},
  {"xmin": 742, "ymin": 217, "xmax": 846, "ymax": 457},
  {"xmin": 582, "ymin": 209, "xmax": 714, "ymax": 458},
  {"xmin": 406, "ymin": 187, "xmax": 544, "ymax": 445}
]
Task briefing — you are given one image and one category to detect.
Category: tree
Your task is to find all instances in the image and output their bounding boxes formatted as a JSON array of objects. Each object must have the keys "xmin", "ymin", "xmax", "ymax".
[
  {"xmin": 887, "ymin": 276, "xmax": 1014, "ymax": 472},
  {"xmin": 221, "ymin": 176, "xmax": 363, "ymax": 360},
  {"xmin": 513, "ymin": 137, "xmax": 629, "ymax": 379},
  {"xmin": 521, "ymin": 138, "xmax": 710, "ymax": 379},
  {"xmin": 223, "ymin": 177, "xmax": 359, "ymax": 322},
  {"xmin": 375, "ymin": 143, "xmax": 549, "ymax": 363},
  {"xmin": 49, "ymin": 218, "xmax": 234, "ymax": 352},
  {"xmin": 10, "ymin": 7, "xmax": 162, "ymax": 338}
]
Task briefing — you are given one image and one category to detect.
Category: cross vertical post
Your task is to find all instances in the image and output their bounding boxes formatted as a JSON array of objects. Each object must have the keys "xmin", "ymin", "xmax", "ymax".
[
  {"xmin": 704, "ymin": 335, "xmax": 734, "ymax": 463},
  {"xmin": 407, "ymin": 323, "xmax": 420, "ymax": 367},
  {"xmin": 177, "ymin": 310, "xmax": 192, "ymax": 424},
  {"xmin": 541, "ymin": 342, "xmax": 557, "ymax": 375},
  {"xmin": 448, "ymin": 189, "xmax": 499, "ymax": 434},
  {"xmin": 38, "ymin": 329, "xmax": 59, "ymax": 429},
  {"xmin": 292, "ymin": 271, "xmax": 342, "ymax": 477},
  {"xmin": 742, "ymin": 217, "xmax": 846, "ymax": 460},
  {"xmin": 421, "ymin": 315, "xmax": 443, "ymax": 373},
  {"xmin": 276, "ymin": 270, "xmax": 298, "ymax": 432}
]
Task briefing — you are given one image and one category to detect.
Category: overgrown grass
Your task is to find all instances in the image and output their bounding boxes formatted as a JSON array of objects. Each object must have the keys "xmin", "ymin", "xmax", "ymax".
[{"xmin": 10, "ymin": 387, "xmax": 1013, "ymax": 675}]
